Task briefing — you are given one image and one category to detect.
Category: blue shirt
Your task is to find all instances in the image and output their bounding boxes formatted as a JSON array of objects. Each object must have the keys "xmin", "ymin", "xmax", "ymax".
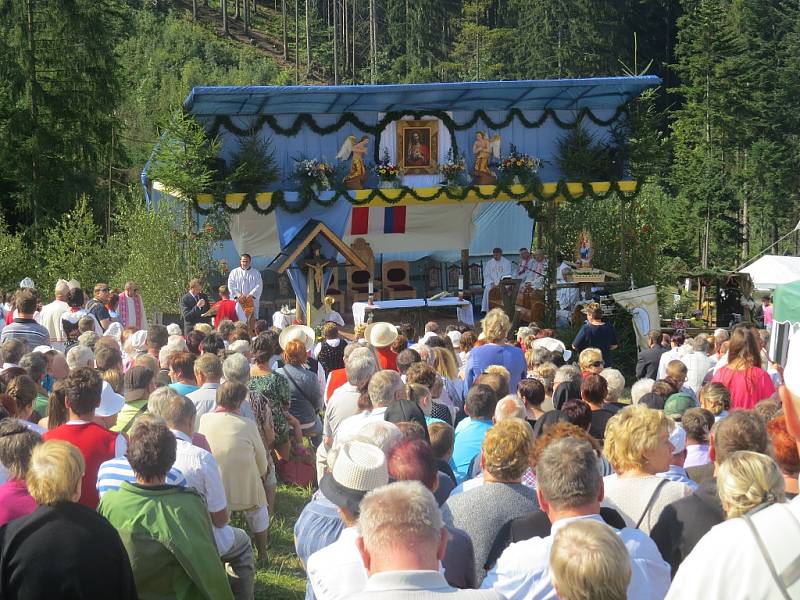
[
  {"xmin": 658, "ymin": 464, "xmax": 699, "ymax": 492},
  {"xmin": 463, "ymin": 343, "xmax": 527, "ymax": 395},
  {"xmin": 572, "ymin": 321, "xmax": 618, "ymax": 366},
  {"xmin": 450, "ymin": 417, "xmax": 493, "ymax": 484},
  {"xmin": 169, "ymin": 382, "xmax": 200, "ymax": 396},
  {"xmin": 294, "ymin": 490, "xmax": 345, "ymax": 600},
  {"xmin": 96, "ymin": 457, "xmax": 187, "ymax": 497}
]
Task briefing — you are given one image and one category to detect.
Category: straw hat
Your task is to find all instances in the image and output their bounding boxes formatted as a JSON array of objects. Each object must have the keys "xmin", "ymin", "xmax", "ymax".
[
  {"xmin": 364, "ymin": 322, "xmax": 398, "ymax": 348},
  {"xmin": 320, "ymin": 440, "xmax": 389, "ymax": 516},
  {"xmin": 279, "ymin": 324, "xmax": 315, "ymax": 350}
]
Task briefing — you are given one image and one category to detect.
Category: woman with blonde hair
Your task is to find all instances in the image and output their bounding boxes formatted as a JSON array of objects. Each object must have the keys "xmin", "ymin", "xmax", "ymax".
[
  {"xmin": 578, "ymin": 347, "xmax": 605, "ymax": 377},
  {"xmin": 602, "ymin": 405, "xmax": 692, "ymax": 533},
  {"xmin": 711, "ymin": 326, "xmax": 775, "ymax": 410},
  {"xmin": 0, "ymin": 440, "xmax": 137, "ymax": 599},
  {"xmin": 463, "ymin": 308, "xmax": 526, "ymax": 394},
  {"xmin": 431, "ymin": 346, "xmax": 464, "ymax": 415},
  {"xmin": 717, "ymin": 450, "xmax": 785, "ymax": 518}
]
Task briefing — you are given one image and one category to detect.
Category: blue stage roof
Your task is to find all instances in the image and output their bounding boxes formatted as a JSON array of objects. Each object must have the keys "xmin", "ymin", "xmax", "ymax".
[{"xmin": 184, "ymin": 77, "xmax": 661, "ymax": 116}]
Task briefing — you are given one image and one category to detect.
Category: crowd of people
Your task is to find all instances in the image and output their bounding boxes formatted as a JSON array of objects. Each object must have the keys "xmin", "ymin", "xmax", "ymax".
[{"xmin": 0, "ymin": 267, "xmax": 797, "ymax": 600}]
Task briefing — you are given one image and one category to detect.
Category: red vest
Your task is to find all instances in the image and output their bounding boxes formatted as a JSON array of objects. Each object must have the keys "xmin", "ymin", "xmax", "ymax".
[
  {"xmin": 213, "ymin": 299, "xmax": 239, "ymax": 328},
  {"xmin": 325, "ymin": 368, "xmax": 347, "ymax": 402},
  {"xmin": 43, "ymin": 422, "xmax": 118, "ymax": 509},
  {"xmin": 375, "ymin": 346, "xmax": 398, "ymax": 371}
]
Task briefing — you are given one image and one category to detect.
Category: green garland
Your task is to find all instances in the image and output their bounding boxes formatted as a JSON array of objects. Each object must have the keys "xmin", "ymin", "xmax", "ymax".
[
  {"xmin": 192, "ymin": 178, "xmax": 642, "ymax": 217},
  {"xmin": 204, "ymin": 105, "xmax": 629, "ymax": 163}
]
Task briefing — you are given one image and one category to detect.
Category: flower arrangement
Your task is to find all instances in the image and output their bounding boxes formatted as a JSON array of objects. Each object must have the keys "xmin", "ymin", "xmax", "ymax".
[
  {"xmin": 291, "ymin": 158, "xmax": 334, "ymax": 191},
  {"xmin": 498, "ymin": 145, "xmax": 541, "ymax": 184},
  {"xmin": 373, "ymin": 150, "xmax": 402, "ymax": 185},
  {"xmin": 439, "ymin": 149, "xmax": 466, "ymax": 186}
]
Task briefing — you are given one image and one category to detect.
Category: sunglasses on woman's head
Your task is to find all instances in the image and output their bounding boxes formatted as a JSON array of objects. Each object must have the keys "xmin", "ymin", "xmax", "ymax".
[{"xmin": 590, "ymin": 361, "xmax": 604, "ymax": 368}]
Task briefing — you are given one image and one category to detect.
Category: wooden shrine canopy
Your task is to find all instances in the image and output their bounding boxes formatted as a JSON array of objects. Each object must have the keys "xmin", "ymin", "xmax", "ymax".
[{"xmin": 143, "ymin": 76, "xmax": 660, "ymax": 258}]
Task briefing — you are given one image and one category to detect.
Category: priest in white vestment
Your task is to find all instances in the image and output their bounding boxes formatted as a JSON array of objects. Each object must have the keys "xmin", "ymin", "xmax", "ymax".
[
  {"xmin": 227, "ymin": 253, "xmax": 264, "ymax": 319},
  {"xmin": 481, "ymin": 248, "xmax": 513, "ymax": 313}
]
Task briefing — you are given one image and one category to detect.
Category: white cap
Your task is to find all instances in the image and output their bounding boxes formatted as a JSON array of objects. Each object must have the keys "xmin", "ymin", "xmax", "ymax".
[
  {"xmin": 96, "ymin": 381, "xmax": 125, "ymax": 418},
  {"xmin": 669, "ymin": 425, "xmax": 687, "ymax": 455},
  {"xmin": 447, "ymin": 330, "xmax": 462, "ymax": 348}
]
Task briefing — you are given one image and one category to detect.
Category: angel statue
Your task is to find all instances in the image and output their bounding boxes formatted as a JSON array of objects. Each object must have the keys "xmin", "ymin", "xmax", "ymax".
[
  {"xmin": 337, "ymin": 134, "xmax": 370, "ymax": 190},
  {"xmin": 471, "ymin": 131, "xmax": 501, "ymax": 185},
  {"xmin": 575, "ymin": 230, "xmax": 594, "ymax": 269}
]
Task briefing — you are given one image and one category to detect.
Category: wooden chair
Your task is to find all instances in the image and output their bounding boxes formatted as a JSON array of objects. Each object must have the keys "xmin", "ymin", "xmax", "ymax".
[
  {"xmin": 324, "ymin": 266, "xmax": 344, "ymax": 308},
  {"xmin": 427, "ymin": 262, "xmax": 443, "ymax": 295},
  {"xmin": 446, "ymin": 263, "xmax": 462, "ymax": 292},
  {"xmin": 465, "ymin": 261, "xmax": 484, "ymax": 305},
  {"xmin": 382, "ymin": 260, "xmax": 416, "ymax": 300},
  {"xmin": 346, "ymin": 238, "xmax": 379, "ymax": 306}
]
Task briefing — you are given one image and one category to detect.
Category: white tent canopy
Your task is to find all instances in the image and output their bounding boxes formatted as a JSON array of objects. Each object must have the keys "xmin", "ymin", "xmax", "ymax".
[{"xmin": 739, "ymin": 255, "xmax": 800, "ymax": 290}]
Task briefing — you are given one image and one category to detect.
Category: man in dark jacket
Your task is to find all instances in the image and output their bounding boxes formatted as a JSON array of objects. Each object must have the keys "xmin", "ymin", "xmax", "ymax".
[
  {"xmin": 635, "ymin": 329, "xmax": 668, "ymax": 380},
  {"xmin": 180, "ymin": 278, "xmax": 211, "ymax": 335},
  {"xmin": 650, "ymin": 411, "xmax": 769, "ymax": 576}
]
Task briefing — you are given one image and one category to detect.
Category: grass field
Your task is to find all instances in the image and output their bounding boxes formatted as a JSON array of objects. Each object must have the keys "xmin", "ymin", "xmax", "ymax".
[{"xmin": 253, "ymin": 485, "xmax": 314, "ymax": 600}]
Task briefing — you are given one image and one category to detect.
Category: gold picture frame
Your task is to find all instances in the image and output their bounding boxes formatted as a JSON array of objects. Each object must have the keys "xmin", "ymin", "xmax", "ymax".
[{"xmin": 396, "ymin": 119, "xmax": 439, "ymax": 175}]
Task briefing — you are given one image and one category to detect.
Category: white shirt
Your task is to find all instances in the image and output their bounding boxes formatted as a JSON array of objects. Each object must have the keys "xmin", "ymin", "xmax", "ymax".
[
  {"xmin": 187, "ymin": 383, "xmax": 255, "ymax": 430},
  {"xmin": 307, "ymin": 526, "xmax": 366, "ymax": 600},
  {"xmin": 171, "ymin": 429, "xmax": 235, "ymax": 555},
  {"xmin": 228, "ymin": 267, "xmax": 263, "ymax": 301},
  {"xmin": 334, "ymin": 407, "xmax": 388, "ymax": 444},
  {"xmin": 666, "ymin": 497, "xmax": 800, "ymax": 600},
  {"xmin": 680, "ymin": 350, "xmax": 714, "ymax": 395},
  {"xmin": 39, "ymin": 299, "xmax": 69, "ymax": 344},
  {"xmin": 482, "ymin": 514, "xmax": 671, "ymax": 600},
  {"xmin": 656, "ymin": 346, "xmax": 683, "ymax": 380}
]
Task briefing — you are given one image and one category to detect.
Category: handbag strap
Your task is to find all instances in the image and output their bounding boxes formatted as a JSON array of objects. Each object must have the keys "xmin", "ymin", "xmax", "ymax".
[
  {"xmin": 634, "ymin": 478, "xmax": 669, "ymax": 529},
  {"xmin": 742, "ymin": 504, "xmax": 800, "ymax": 599},
  {"xmin": 281, "ymin": 367, "xmax": 316, "ymax": 410},
  {"xmin": 121, "ymin": 403, "xmax": 149, "ymax": 435}
]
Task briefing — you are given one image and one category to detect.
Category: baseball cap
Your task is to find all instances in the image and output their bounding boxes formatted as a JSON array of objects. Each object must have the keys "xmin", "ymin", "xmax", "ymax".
[{"xmin": 664, "ymin": 393, "xmax": 695, "ymax": 420}]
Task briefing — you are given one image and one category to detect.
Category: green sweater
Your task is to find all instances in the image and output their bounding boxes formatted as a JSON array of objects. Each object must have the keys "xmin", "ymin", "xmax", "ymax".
[{"xmin": 98, "ymin": 482, "xmax": 234, "ymax": 600}]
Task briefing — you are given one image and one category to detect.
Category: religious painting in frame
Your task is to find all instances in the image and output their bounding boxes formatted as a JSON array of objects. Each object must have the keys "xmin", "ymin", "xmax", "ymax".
[{"xmin": 396, "ymin": 119, "xmax": 439, "ymax": 175}]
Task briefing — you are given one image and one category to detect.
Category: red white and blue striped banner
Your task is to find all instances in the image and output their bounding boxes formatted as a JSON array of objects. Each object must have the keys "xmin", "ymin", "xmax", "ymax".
[{"xmin": 350, "ymin": 206, "xmax": 407, "ymax": 235}]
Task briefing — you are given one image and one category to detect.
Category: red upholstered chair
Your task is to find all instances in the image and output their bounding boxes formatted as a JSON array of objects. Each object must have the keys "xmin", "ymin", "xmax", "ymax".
[{"xmin": 382, "ymin": 261, "xmax": 415, "ymax": 300}]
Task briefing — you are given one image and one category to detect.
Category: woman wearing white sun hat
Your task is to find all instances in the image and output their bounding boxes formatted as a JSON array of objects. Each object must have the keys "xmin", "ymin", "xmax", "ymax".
[{"xmin": 364, "ymin": 322, "xmax": 399, "ymax": 371}]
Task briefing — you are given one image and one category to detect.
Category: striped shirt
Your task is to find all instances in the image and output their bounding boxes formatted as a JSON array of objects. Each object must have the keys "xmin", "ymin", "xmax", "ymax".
[
  {"xmin": 0, "ymin": 319, "xmax": 50, "ymax": 349},
  {"xmin": 96, "ymin": 457, "xmax": 186, "ymax": 497}
]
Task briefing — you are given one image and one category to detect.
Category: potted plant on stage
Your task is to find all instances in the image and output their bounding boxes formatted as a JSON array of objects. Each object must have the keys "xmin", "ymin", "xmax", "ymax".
[
  {"xmin": 439, "ymin": 149, "xmax": 466, "ymax": 189},
  {"xmin": 374, "ymin": 150, "xmax": 403, "ymax": 188},
  {"xmin": 498, "ymin": 145, "xmax": 541, "ymax": 186},
  {"xmin": 291, "ymin": 158, "xmax": 335, "ymax": 195}
]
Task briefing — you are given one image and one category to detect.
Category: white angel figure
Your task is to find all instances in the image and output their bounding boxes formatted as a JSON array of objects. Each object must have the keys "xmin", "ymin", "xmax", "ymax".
[
  {"xmin": 489, "ymin": 134, "xmax": 502, "ymax": 160},
  {"xmin": 336, "ymin": 135, "xmax": 355, "ymax": 161}
]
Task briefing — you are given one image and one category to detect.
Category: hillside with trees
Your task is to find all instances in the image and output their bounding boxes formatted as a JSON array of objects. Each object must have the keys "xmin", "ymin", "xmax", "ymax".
[{"xmin": 1, "ymin": 0, "xmax": 798, "ymax": 289}]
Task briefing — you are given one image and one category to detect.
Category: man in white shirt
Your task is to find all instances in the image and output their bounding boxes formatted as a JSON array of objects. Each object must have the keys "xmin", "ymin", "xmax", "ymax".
[
  {"xmin": 520, "ymin": 248, "xmax": 547, "ymax": 290},
  {"xmin": 117, "ymin": 281, "xmax": 148, "ymax": 331},
  {"xmin": 352, "ymin": 480, "xmax": 501, "ymax": 599},
  {"xmin": 481, "ymin": 248, "xmax": 513, "ymax": 313},
  {"xmin": 307, "ymin": 440, "xmax": 389, "ymax": 600},
  {"xmin": 149, "ymin": 390, "xmax": 256, "ymax": 600},
  {"xmin": 680, "ymin": 336, "xmax": 714, "ymax": 395},
  {"xmin": 555, "ymin": 253, "xmax": 579, "ymax": 313},
  {"xmin": 483, "ymin": 437, "xmax": 670, "ymax": 600},
  {"xmin": 657, "ymin": 333, "xmax": 686, "ymax": 380},
  {"xmin": 187, "ymin": 353, "xmax": 254, "ymax": 429},
  {"xmin": 317, "ymin": 349, "xmax": 378, "ymax": 479},
  {"xmin": 667, "ymin": 496, "xmax": 800, "ymax": 599},
  {"xmin": 228, "ymin": 254, "xmax": 264, "ymax": 319},
  {"xmin": 334, "ymin": 370, "xmax": 405, "ymax": 444},
  {"xmin": 39, "ymin": 279, "xmax": 71, "ymax": 351}
]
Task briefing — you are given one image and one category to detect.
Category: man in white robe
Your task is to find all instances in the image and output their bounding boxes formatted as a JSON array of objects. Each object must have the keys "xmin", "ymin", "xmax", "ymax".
[
  {"xmin": 228, "ymin": 253, "xmax": 264, "ymax": 319},
  {"xmin": 556, "ymin": 254, "xmax": 580, "ymax": 313},
  {"xmin": 481, "ymin": 248, "xmax": 513, "ymax": 313}
]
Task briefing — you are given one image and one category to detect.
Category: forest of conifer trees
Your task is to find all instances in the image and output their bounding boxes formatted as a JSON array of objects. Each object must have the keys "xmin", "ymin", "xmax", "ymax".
[{"xmin": 1, "ymin": 0, "xmax": 798, "ymax": 285}]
